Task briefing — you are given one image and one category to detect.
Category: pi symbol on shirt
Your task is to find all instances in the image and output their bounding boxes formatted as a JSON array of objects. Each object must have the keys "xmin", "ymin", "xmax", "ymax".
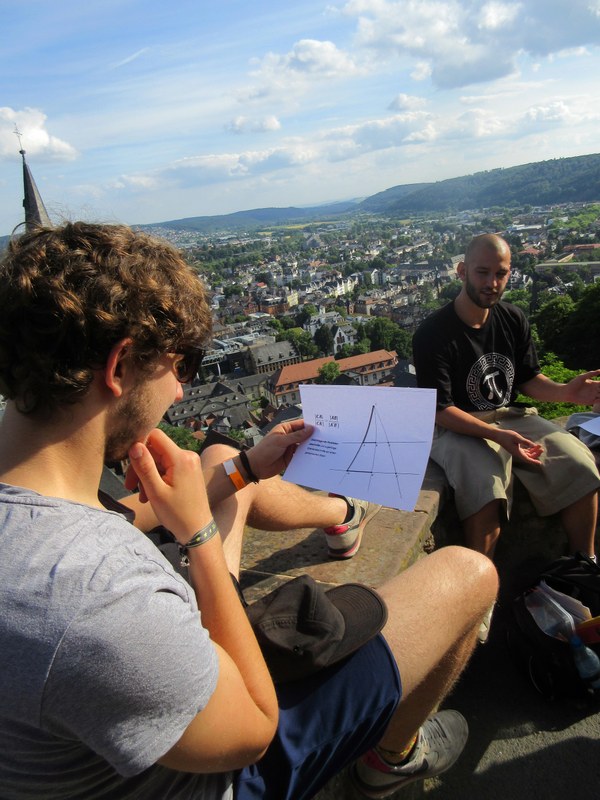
[{"xmin": 466, "ymin": 353, "xmax": 515, "ymax": 410}]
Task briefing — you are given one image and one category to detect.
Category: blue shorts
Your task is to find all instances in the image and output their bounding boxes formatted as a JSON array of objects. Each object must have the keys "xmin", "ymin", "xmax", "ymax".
[{"xmin": 234, "ymin": 633, "xmax": 402, "ymax": 800}]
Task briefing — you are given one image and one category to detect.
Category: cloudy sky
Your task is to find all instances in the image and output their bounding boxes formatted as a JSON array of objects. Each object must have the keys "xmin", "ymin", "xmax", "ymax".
[{"xmin": 2, "ymin": 0, "xmax": 600, "ymax": 234}]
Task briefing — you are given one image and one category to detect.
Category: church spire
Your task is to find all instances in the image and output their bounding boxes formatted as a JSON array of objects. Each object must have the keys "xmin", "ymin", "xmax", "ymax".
[{"xmin": 15, "ymin": 126, "xmax": 52, "ymax": 232}]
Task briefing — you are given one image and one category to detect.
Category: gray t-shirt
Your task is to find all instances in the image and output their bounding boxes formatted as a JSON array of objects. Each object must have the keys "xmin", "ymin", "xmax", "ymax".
[{"xmin": 0, "ymin": 484, "xmax": 232, "ymax": 799}]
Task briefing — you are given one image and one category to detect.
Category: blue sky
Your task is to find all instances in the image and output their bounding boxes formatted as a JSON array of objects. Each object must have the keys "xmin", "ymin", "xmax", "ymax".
[{"xmin": 3, "ymin": 0, "xmax": 600, "ymax": 234}]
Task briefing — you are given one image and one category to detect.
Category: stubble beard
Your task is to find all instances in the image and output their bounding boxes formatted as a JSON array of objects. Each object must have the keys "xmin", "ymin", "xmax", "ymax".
[
  {"xmin": 465, "ymin": 277, "xmax": 504, "ymax": 310},
  {"xmin": 104, "ymin": 387, "xmax": 153, "ymax": 463}
]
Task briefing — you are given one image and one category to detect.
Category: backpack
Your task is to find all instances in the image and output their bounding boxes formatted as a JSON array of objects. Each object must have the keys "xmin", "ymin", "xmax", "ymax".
[{"xmin": 507, "ymin": 552, "xmax": 600, "ymax": 701}]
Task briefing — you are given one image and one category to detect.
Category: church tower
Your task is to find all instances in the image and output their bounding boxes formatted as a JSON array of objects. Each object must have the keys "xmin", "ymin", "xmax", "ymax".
[{"xmin": 15, "ymin": 127, "xmax": 52, "ymax": 232}]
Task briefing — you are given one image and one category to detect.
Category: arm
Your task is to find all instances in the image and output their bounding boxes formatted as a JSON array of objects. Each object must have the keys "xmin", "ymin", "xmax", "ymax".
[
  {"xmin": 520, "ymin": 369, "xmax": 600, "ymax": 405},
  {"xmin": 122, "ymin": 419, "xmax": 314, "ymax": 532},
  {"xmin": 436, "ymin": 405, "xmax": 544, "ymax": 466},
  {"xmin": 202, "ymin": 419, "xmax": 313, "ymax": 509},
  {"xmin": 126, "ymin": 430, "xmax": 278, "ymax": 772}
]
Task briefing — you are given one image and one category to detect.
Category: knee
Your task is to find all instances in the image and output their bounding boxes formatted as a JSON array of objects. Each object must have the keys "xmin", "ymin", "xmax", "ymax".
[
  {"xmin": 435, "ymin": 545, "xmax": 499, "ymax": 604},
  {"xmin": 200, "ymin": 443, "xmax": 238, "ymax": 469}
]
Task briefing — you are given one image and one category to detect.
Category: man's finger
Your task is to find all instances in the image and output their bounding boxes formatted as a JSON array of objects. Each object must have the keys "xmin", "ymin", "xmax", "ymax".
[{"xmin": 128, "ymin": 442, "xmax": 164, "ymax": 502}]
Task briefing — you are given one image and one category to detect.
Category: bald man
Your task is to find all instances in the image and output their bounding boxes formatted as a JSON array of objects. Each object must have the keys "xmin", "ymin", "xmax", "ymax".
[{"xmin": 413, "ymin": 234, "xmax": 600, "ymax": 563}]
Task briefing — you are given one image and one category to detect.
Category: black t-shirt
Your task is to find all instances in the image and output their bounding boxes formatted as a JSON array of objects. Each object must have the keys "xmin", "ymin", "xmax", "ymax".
[{"xmin": 412, "ymin": 301, "xmax": 540, "ymax": 412}]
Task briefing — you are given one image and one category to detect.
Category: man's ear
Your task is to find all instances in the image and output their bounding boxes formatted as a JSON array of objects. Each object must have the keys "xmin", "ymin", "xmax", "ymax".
[
  {"xmin": 456, "ymin": 261, "xmax": 466, "ymax": 281},
  {"xmin": 104, "ymin": 338, "xmax": 134, "ymax": 398}
]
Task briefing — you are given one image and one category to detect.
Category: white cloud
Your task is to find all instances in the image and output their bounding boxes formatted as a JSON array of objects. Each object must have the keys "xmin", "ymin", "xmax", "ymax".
[
  {"xmin": 241, "ymin": 38, "xmax": 363, "ymax": 103},
  {"xmin": 478, "ymin": 2, "xmax": 520, "ymax": 31},
  {"xmin": 0, "ymin": 107, "xmax": 78, "ymax": 161},
  {"xmin": 110, "ymin": 48, "xmax": 150, "ymax": 70},
  {"xmin": 226, "ymin": 115, "xmax": 282, "ymax": 134},
  {"xmin": 388, "ymin": 93, "xmax": 427, "ymax": 111},
  {"xmin": 340, "ymin": 0, "xmax": 600, "ymax": 88}
]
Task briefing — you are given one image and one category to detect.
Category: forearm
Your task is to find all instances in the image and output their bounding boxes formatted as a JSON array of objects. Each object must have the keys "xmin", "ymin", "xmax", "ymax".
[
  {"xmin": 435, "ymin": 405, "xmax": 501, "ymax": 442},
  {"xmin": 186, "ymin": 536, "xmax": 278, "ymax": 728},
  {"xmin": 519, "ymin": 373, "xmax": 570, "ymax": 402},
  {"xmin": 203, "ymin": 452, "xmax": 252, "ymax": 509}
]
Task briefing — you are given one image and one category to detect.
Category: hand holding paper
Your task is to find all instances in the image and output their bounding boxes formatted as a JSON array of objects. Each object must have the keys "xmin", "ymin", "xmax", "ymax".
[{"xmin": 282, "ymin": 384, "xmax": 436, "ymax": 511}]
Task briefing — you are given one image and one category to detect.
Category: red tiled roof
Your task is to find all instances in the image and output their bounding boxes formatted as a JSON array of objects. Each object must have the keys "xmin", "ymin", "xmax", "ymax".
[{"xmin": 272, "ymin": 350, "xmax": 397, "ymax": 387}]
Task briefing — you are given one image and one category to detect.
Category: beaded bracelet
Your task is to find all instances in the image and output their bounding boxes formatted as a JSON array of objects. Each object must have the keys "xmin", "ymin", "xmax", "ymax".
[
  {"xmin": 178, "ymin": 519, "xmax": 219, "ymax": 567},
  {"xmin": 239, "ymin": 449, "xmax": 260, "ymax": 483}
]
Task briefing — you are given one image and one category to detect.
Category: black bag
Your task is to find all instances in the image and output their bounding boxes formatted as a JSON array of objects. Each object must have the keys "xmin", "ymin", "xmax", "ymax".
[{"xmin": 507, "ymin": 552, "xmax": 600, "ymax": 700}]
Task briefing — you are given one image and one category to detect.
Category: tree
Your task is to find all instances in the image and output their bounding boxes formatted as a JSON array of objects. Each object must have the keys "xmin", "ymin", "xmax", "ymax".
[
  {"xmin": 503, "ymin": 288, "xmax": 531, "ymax": 314},
  {"xmin": 314, "ymin": 324, "xmax": 334, "ymax": 356},
  {"xmin": 295, "ymin": 304, "xmax": 317, "ymax": 327},
  {"xmin": 532, "ymin": 295, "xmax": 575, "ymax": 358},
  {"xmin": 439, "ymin": 281, "xmax": 462, "ymax": 303},
  {"xmin": 363, "ymin": 318, "xmax": 411, "ymax": 358},
  {"xmin": 158, "ymin": 422, "xmax": 202, "ymax": 453},
  {"xmin": 281, "ymin": 328, "xmax": 318, "ymax": 360},
  {"xmin": 562, "ymin": 282, "xmax": 600, "ymax": 370},
  {"xmin": 517, "ymin": 354, "xmax": 589, "ymax": 419},
  {"xmin": 255, "ymin": 271, "xmax": 273, "ymax": 287},
  {"xmin": 317, "ymin": 362, "xmax": 340, "ymax": 384}
]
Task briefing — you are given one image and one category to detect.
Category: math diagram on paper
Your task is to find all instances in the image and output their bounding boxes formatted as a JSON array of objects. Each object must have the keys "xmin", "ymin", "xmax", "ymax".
[{"xmin": 282, "ymin": 384, "xmax": 436, "ymax": 511}]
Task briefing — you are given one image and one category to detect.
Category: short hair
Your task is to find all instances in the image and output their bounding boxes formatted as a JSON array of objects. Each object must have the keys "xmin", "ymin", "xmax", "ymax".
[
  {"xmin": 464, "ymin": 233, "xmax": 510, "ymax": 265},
  {"xmin": 0, "ymin": 222, "xmax": 212, "ymax": 415}
]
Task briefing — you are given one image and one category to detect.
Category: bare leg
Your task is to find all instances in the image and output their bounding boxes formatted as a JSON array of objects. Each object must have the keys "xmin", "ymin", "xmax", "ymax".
[
  {"xmin": 376, "ymin": 546, "xmax": 498, "ymax": 750},
  {"xmin": 462, "ymin": 499, "xmax": 502, "ymax": 558},
  {"xmin": 200, "ymin": 443, "xmax": 348, "ymax": 575},
  {"xmin": 560, "ymin": 490, "xmax": 598, "ymax": 557}
]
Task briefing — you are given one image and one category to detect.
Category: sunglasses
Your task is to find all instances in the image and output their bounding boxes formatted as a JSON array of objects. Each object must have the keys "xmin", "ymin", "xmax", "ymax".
[{"xmin": 173, "ymin": 349, "xmax": 205, "ymax": 384}]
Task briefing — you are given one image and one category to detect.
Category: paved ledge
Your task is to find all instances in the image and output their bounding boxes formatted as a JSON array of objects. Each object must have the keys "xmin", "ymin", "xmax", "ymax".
[{"xmin": 240, "ymin": 460, "xmax": 449, "ymax": 603}]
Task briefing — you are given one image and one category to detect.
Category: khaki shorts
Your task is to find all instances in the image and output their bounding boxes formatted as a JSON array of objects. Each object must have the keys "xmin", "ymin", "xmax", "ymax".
[{"xmin": 430, "ymin": 406, "xmax": 600, "ymax": 520}]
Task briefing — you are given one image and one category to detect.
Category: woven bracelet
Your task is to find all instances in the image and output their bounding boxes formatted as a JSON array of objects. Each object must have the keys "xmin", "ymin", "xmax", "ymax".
[
  {"xmin": 239, "ymin": 449, "xmax": 260, "ymax": 483},
  {"xmin": 179, "ymin": 519, "xmax": 219, "ymax": 566}
]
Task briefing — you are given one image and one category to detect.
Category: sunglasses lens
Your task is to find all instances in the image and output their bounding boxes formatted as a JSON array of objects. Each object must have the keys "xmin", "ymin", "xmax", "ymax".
[{"xmin": 175, "ymin": 350, "xmax": 204, "ymax": 383}]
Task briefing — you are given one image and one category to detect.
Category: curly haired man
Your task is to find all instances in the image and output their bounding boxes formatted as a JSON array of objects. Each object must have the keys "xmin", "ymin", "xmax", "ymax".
[{"xmin": 0, "ymin": 222, "xmax": 497, "ymax": 800}]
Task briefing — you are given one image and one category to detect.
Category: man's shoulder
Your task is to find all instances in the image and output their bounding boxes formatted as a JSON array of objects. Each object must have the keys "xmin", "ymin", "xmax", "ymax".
[
  {"xmin": 414, "ymin": 301, "xmax": 456, "ymax": 340},
  {"xmin": 494, "ymin": 301, "xmax": 529, "ymax": 325}
]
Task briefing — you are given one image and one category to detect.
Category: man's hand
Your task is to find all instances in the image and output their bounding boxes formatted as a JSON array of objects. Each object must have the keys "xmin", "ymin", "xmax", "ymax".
[
  {"xmin": 246, "ymin": 419, "xmax": 314, "ymax": 480},
  {"xmin": 125, "ymin": 428, "xmax": 211, "ymax": 542},
  {"xmin": 493, "ymin": 428, "xmax": 544, "ymax": 466},
  {"xmin": 564, "ymin": 369, "xmax": 600, "ymax": 406}
]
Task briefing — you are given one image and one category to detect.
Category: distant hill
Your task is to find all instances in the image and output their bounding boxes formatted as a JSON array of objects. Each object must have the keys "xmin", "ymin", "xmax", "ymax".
[
  {"xmin": 362, "ymin": 153, "xmax": 600, "ymax": 214},
  {"xmin": 144, "ymin": 201, "xmax": 360, "ymax": 234},
  {"xmin": 4, "ymin": 152, "xmax": 600, "ymax": 241},
  {"xmin": 144, "ymin": 152, "xmax": 600, "ymax": 233}
]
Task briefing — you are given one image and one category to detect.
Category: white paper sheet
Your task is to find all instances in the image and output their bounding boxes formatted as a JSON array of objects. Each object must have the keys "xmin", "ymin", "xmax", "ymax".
[
  {"xmin": 580, "ymin": 415, "xmax": 600, "ymax": 435},
  {"xmin": 282, "ymin": 384, "xmax": 436, "ymax": 511}
]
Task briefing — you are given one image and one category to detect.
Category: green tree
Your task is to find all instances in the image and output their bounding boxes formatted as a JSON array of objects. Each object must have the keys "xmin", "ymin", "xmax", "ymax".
[
  {"xmin": 255, "ymin": 271, "xmax": 274, "ymax": 287},
  {"xmin": 439, "ymin": 281, "xmax": 462, "ymax": 303},
  {"xmin": 158, "ymin": 422, "xmax": 202, "ymax": 453},
  {"xmin": 317, "ymin": 362, "xmax": 340, "ymax": 384},
  {"xmin": 363, "ymin": 318, "xmax": 411, "ymax": 358},
  {"xmin": 503, "ymin": 288, "xmax": 531, "ymax": 314},
  {"xmin": 295, "ymin": 304, "xmax": 318, "ymax": 327},
  {"xmin": 280, "ymin": 328, "xmax": 318, "ymax": 359},
  {"xmin": 314, "ymin": 324, "xmax": 334, "ymax": 355},
  {"xmin": 227, "ymin": 428, "xmax": 246, "ymax": 444},
  {"xmin": 533, "ymin": 295, "xmax": 575, "ymax": 358},
  {"xmin": 562, "ymin": 281, "xmax": 600, "ymax": 369},
  {"xmin": 517, "ymin": 354, "xmax": 589, "ymax": 419}
]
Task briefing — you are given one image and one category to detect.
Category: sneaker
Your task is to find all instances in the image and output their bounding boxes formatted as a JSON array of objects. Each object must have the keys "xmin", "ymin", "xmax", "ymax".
[
  {"xmin": 477, "ymin": 603, "xmax": 495, "ymax": 644},
  {"xmin": 323, "ymin": 496, "xmax": 382, "ymax": 559},
  {"xmin": 350, "ymin": 710, "xmax": 469, "ymax": 799}
]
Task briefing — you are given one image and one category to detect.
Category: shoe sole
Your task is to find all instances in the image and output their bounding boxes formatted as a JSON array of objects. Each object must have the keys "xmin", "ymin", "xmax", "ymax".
[
  {"xmin": 327, "ymin": 503, "xmax": 382, "ymax": 559},
  {"xmin": 350, "ymin": 761, "xmax": 429, "ymax": 798},
  {"xmin": 350, "ymin": 710, "xmax": 468, "ymax": 798}
]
